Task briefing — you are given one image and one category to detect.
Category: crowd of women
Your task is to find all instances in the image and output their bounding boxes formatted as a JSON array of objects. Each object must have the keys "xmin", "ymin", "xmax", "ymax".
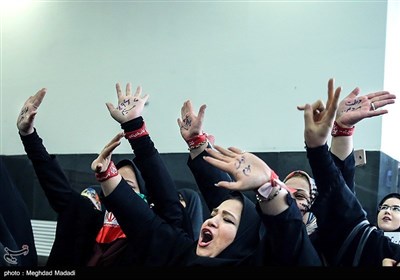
[{"xmin": 2, "ymin": 77, "xmax": 400, "ymax": 269}]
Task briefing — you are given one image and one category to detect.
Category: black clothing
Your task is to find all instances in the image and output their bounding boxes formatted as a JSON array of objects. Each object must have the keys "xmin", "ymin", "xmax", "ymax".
[
  {"xmin": 186, "ymin": 146, "xmax": 321, "ymax": 266},
  {"xmin": 20, "ymin": 129, "xmax": 146, "ymax": 266},
  {"xmin": 0, "ymin": 158, "xmax": 38, "ymax": 266},
  {"xmin": 308, "ymin": 144, "xmax": 400, "ymax": 266}
]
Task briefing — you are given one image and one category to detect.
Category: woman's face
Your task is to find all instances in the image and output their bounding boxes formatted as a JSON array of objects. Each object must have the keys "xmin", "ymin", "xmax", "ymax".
[
  {"xmin": 377, "ymin": 197, "xmax": 400, "ymax": 232},
  {"xmin": 196, "ymin": 199, "xmax": 243, "ymax": 258},
  {"xmin": 284, "ymin": 176, "xmax": 311, "ymax": 223},
  {"xmin": 118, "ymin": 165, "xmax": 140, "ymax": 193}
]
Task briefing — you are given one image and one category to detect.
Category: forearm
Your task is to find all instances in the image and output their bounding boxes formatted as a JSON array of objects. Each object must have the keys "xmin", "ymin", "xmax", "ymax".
[
  {"xmin": 307, "ymin": 144, "xmax": 366, "ymax": 256},
  {"xmin": 20, "ymin": 129, "xmax": 73, "ymax": 212},
  {"xmin": 261, "ymin": 195, "xmax": 322, "ymax": 266},
  {"xmin": 331, "ymin": 151, "xmax": 356, "ymax": 192},
  {"xmin": 188, "ymin": 148, "xmax": 231, "ymax": 211},
  {"xmin": 122, "ymin": 117, "xmax": 184, "ymax": 228},
  {"xmin": 330, "ymin": 135, "xmax": 353, "ymax": 161},
  {"xmin": 258, "ymin": 188, "xmax": 289, "ymax": 216}
]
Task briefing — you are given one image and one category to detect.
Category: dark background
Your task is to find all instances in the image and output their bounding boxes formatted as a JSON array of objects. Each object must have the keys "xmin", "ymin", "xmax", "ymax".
[{"xmin": 1, "ymin": 150, "xmax": 399, "ymax": 224}]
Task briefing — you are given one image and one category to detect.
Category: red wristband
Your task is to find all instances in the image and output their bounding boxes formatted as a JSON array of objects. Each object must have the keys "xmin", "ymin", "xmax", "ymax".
[
  {"xmin": 186, "ymin": 133, "xmax": 208, "ymax": 150},
  {"xmin": 331, "ymin": 121, "xmax": 355, "ymax": 137},
  {"xmin": 95, "ymin": 161, "xmax": 118, "ymax": 182},
  {"xmin": 124, "ymin": 122, "xmax": 149, "ymax": 140}
]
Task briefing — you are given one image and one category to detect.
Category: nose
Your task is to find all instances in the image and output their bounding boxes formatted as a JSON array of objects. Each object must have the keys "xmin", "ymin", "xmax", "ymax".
[{"xmin": 206, "ymin": 216, "xmax": 218, "ymax": 228}]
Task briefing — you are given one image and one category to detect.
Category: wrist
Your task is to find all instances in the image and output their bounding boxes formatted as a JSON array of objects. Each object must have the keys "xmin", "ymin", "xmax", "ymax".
[
  {"xmin": 95, "ymin": 161, "xmax": 119, "ymax": 182},
  {"xmin": 19, "ymin": 128, "xmax": 34, "ymax": 136},
  {"xmin": 124, "ymin": 122, "xmax": 149, "ymax": 140},
  {"xmin": 121, "ymin": 117, "xmax": 143, "ymax": 131},
  {"xmin": 186, "ymin": 133, "xmax": 208, "ymax": 150},
  {"xmin": 331, "ymin": 121, "xmax": 354, "ymax": 137},
  {"xmin": 256, "ymin": 186, "xmax": 282, "ymax": 203},
  {"xmin": 255, "ymin": 170, "xmax": 295, "ymax": 203}
]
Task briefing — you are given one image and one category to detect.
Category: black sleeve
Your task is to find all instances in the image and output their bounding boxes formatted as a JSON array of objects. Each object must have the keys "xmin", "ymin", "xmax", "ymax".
[
  {"xmin": 330, "ymin": 150, "xmax": 356, "ymax": 193},
  {"xmin": 101, "ymin": 178, "xmax": 193, "ymax": 266},
  {"xmin": 308, "ymin": 144, "xmax": 367, "ymax": 265},
  {"xmin": 187, "ymin": 146, "xmax": 232, "ymax": 212},
  {"xmin": 0, "ymin": 158, "xmax": 38, "ymax": 266},
  {"xmin": 261, "ymin": 194, "xmax": 322, "ymax": 266},
  {"xmin": 20, "ymin": 129, "xmax": 74, "ymax": 213},
  {"xmin": 121, "ymin": 118, "xmax": 189, "ymax": 235}
]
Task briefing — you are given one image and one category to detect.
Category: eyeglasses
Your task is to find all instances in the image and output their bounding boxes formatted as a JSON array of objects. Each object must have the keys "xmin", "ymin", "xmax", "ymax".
[{"xmin": 378, "ymin": 204, "xmax": 400, "ymax": 213}]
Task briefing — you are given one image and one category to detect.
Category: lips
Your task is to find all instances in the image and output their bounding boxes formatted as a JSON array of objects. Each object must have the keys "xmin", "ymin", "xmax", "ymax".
[
  {"xmin": 198, "ymin": 228, "xmax": 213, "ymax": 247},
  {"xmin": 382, "ymin": 216, "xmax": 392, "ymax": 221}
]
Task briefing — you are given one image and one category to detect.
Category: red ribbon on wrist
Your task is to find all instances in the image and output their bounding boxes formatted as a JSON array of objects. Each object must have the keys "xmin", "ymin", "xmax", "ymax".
[
  {"xmin": 95, "ymin": 161, "xmax": 118, "ymax": 182},
  {"xmin": 331, "ymin": 121, "xmax": 355, "ymax": 137},
  {"xmin": 186, "ymin": 133, "xmax": 208, "ymax": 150},
  {"xmin": 124, "ymin": 122, "xmax": 149, "ymax": 140}
]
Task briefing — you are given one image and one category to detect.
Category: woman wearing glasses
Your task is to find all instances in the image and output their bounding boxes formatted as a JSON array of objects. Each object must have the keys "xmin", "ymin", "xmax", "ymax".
[{"xmin": 377, "ymin": 193, "xmax": 400, "ymax": 232}]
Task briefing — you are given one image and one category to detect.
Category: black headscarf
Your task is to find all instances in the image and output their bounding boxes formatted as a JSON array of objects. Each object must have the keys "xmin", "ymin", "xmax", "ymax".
[
  {"xmin": 115, "ymin": 159, "xmax": 147, "ymax": 197},
  {"xmin": 178, "ymin": 188, "xmax": 204, "ymax": 240},
  {"xmin": 184, "ymin": 191, "xmax": 262, "ymax": 266}
]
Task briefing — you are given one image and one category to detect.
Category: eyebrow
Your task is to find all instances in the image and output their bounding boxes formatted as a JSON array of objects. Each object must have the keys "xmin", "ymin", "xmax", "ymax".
[
  {"xmin": 211, "ymin": 208, "xmax": 238, "ymax": 221},
  {"xmin": 383, "ymin": 204, "xmax": 400, "ymax": 207}
]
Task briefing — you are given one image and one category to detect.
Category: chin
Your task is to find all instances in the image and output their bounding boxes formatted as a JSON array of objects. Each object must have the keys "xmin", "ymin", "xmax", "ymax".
[{"xmin": 196, "ymin": 247, "xmax": 214, "ymax": 258}]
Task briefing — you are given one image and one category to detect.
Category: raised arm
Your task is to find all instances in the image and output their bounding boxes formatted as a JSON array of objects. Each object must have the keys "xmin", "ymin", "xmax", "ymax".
[
  {"xmin": 178, "ymin": 100, "xmax": 231, "ymax": 211},
  {"xmin": 202, "ymin": 145, "xmax": 321, "ymax": 265},
  {"xmin": 17, "ymin": 88, "xmax": 74, "ymax": 213},
  {"xmin": 106, "ymin": 83, "xmax": 188, "ymax": 233},
  {"xmin": 329, "ymin": 87, "xmax": 396, "ymax": 191},
  {"xmin": 302, "ymin": 78, "xmax": 375, "ymax": 266},
  {"xmin": 91, "ymin": 132, "xmax": 193, "ymax": 265}
]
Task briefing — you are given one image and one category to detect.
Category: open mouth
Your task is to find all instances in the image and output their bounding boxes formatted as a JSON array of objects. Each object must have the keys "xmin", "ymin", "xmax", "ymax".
[{"xmin": 198, "ymin": 229, "xmax": 213, "ymax": 247}]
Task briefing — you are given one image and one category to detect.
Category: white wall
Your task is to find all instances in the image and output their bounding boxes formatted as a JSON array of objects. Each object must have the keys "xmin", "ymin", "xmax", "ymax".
[
  {"xmin": 382, "ymin": 0, "xmax": 400, "ymax": 162},
  {"xmin": 0, "ymin": 1, "xmax": 388, "ymax": 155}
]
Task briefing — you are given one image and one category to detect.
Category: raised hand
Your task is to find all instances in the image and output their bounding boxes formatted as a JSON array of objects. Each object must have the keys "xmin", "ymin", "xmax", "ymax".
[
  {"xmin": 17, "ymin": 88, "xmax": 47, "ymax": 136},
  {"xmin": 336, "ymin": 88, "xmax": 396, "ymax": 128},
  {"xmin": 106, "ymin": 83, "xmax": 149, "ymax": 124},
  {"xmin": 299, "ymin": 78, "xmax": 341, "ymax": 148},
  {"xmin": 91, "ymin": 132, "xmax": 124, "ymax": 173},
  {"xmin": 203, "ymin": 145, "xmax": 272, "ymax": 191},
  {"xmin": 177, "ymin": 100, "xmax": 207, "ymax": 141}
]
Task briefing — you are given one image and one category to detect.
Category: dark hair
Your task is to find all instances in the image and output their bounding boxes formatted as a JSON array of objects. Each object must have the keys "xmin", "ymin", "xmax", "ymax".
[
  {"xmin": 377, "ymin": 192, "xmax": 400, "ymax": 232},
  {"xmin": 378, "ymin": 192, "xmax": 400, "ymax": 210},
  {"xmin": 223, "ymin": 191, "xmax": 244, "ymax": 204}
]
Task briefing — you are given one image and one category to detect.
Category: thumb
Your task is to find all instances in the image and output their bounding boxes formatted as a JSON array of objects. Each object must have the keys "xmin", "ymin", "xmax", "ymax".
[
  {"xmin": 303, "ymin": 103, "xmax": 314, "ymax": 126},
  {"xmin": 28, "ymin": 112, "xmax": 38, "ymax": 123},
  {"xmin": 105, "ymin": 103, "xmax": 115, "ymax": 113}
]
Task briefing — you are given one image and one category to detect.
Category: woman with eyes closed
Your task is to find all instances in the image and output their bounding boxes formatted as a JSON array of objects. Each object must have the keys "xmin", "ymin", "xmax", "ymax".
[
  {"xmin": 94, "ymin": 132, "xmax": 321, "ymax": 267},
  {"xmin": 93, "ymin": 84, "xmax": 321, "ymax": 267},
  {"xmin": 92, "ymin": 84, "xmax": 262, "ymax": 267},
  {"xmin": 178, "ymin": 100, "xmax": 322, "ymax": 266}
]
